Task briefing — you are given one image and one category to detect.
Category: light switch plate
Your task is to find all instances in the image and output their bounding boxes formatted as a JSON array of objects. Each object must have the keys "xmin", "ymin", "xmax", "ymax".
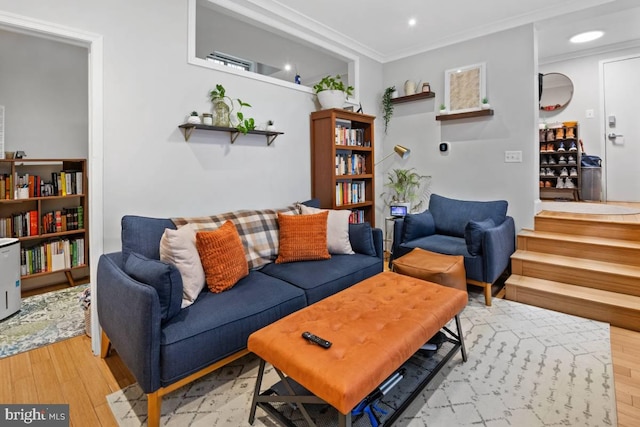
[{"xmin": 504, "ymin": 150, "xmax": 522, "ymax": 163}]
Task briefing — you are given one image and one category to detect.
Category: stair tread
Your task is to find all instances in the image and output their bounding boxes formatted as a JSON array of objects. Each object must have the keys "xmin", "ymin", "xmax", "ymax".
[
  {"xmin": 506, "ymin": 274, "xmax": 640, "ymax": 309},
  {"xmin": 511, "ymin": 249, "xmax": 640, "ymax": 276},
  {"xmin": 519, "ymin": 228, "xmax": 640, "ymax": 250}
]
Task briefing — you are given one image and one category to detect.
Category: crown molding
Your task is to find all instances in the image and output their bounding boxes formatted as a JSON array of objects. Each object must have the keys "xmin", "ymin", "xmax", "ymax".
[{"xmin": 539, "ymin": 39, "xmax": 640, "ymax": 65}]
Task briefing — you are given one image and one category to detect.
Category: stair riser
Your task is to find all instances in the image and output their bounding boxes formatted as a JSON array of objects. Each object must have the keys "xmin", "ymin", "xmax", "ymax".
[
  {"xmin": 535, "ymin": 217, "xmax": 640, "ymax": 241},
  {"xmin": 506, "ymin": 282, "xmax": 640, "ymax": 332},
  {"xmin": 511, "ymin": 258, "xmax": 640, "ymax": 297},
  {"xmin": 517, "ymin": 235, "xmax": 640, "ymax": 267}
]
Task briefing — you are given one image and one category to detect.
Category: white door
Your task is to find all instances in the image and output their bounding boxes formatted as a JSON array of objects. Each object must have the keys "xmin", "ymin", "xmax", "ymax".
[{"xmin": 602, "ymin": 55, "xmax": 640, "ymax": 202}]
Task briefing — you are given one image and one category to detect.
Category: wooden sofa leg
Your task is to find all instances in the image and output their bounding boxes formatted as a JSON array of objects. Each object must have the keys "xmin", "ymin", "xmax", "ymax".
[
  {"xmin": 100, "ymin": 330, "xmax": 112, "ymax": 358},
  {"xmin": 483, "ymin": 283, "xmax": 492, "ymax": 306},
  {"xmin": 147, "ymin": 392, "xmax": 161, "ymax": 427}
]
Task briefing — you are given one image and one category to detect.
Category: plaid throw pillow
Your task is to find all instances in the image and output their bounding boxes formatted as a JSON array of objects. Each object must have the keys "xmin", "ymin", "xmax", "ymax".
[{"xmin": 172, "ymin": 205, "xmax": 298, "ymax": 270}]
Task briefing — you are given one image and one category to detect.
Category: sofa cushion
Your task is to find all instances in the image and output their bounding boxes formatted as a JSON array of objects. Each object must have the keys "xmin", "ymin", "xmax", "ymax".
[
  {"xmin": 122, "ymin": 216, "xmax": 176, "ymax": 264},
  {"xmin": 276, "ymin": 211, "xmax": 330, "ymax": 263},
  {"xmin": 123, "ymin": 252, "xmax": 182, "ymax": 322},
  {"xmin": 160, "ymin": 224, "xmax": 205, "ymax": 308},
  {"xmin": 300, "ymin": 205, "xmax": 354, "ymax": 255},
  {"xmin": 172, "ymin": 205, "xmax": 298, "ymax": 270},
  {"xmin": 196, "ymin": 221, "xmax": 249, "ymax": 293},
  {"xmin": 349, "ymin": 223, "xmax": 376, "ymax": 256},
  {"xmin": 464, "ymin": 218, "xmax": 495, "ymax": 256},
  {"xmin": 401, "ymin": 211, "xmax": 436, "ymax": 242},
  {"xmin": 159, "ymin": 271, "xmax": 307, "ymax": 386},
  {"xmin": 428, "ymin": 194, "xmax": 508, "ymax": 237},
  {"xmin": 261, "ymin": 253, "xmax": 383, "ymax": 305}
]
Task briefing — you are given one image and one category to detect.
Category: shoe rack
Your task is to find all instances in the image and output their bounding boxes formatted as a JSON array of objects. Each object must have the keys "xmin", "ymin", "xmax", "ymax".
[{"xmin": 539, "ymin": 124, "xmax": 581, "ymax": 200}]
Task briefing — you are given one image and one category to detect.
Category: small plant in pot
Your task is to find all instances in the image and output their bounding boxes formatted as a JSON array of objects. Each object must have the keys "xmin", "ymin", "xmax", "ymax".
[
  {"xmin": 313, "ymin": 74, "xmax": 354, "ymax": 110},
  {"xmin": 187, "ymin": 111, "xmax": 201, "ymax": 124},
  {"xmin": 381, "ymin": 168, "xmax": 431, "ymax": 213},
  {"xmin": 209, "ymin": 84, "xmax": 255, "ymax": 134},
  {"xmin": 439, "ymin": 103, "xmax": 448, "ymax": 114},
  {"xmin": 266, "ymin": 120, "xmax": 275, "ymax": 132},
  {"xmin": 481, "ymin": 97, "xmax": 490, "ymax": 109},
  {"xmin": 382, "ymin": 86, "xmax": 395, "ymax": 134}
]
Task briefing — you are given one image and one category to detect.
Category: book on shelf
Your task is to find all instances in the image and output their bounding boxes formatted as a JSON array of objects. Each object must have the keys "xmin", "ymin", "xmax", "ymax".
[
  {"xmin": 334, "ymin": 121, "xmax": 367, "ymax": 147},
  {"xmin": 335, "ymin": 180, "xmax": 366, "ymax": 206},
  {"xmin": 349, "ymin": 209, "xmax": 365, "ymax": 224},
  {"xmin": 335, "ymin": 153, "xmax": 366, "ymax": 176},
  {"xmin": 20, "ymin": 236, "xmax": 85, "ymax": 276}
]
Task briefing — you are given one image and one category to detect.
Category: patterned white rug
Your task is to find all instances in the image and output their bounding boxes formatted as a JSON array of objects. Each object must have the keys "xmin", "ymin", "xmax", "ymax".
[
  {"xmin": 107, "ymin": 292, "xmax": 616, "ymax": 426},
  {"xmin": 0, "ymin": 284, "xmax": 89, "ymax": 358}
]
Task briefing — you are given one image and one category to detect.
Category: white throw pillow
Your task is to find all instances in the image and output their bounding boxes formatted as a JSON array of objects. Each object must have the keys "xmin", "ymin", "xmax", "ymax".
[
  {"xmin": 300, "ymin": 205, "xmax": 354, "ymax": 255},
  {"xmin": 160, "ymin": 224, "xmax": 205, "ymax": 308}
]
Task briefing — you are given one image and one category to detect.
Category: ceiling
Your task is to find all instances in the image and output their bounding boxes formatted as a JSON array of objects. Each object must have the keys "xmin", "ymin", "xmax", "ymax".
[{"xmin": 239, "ymin": 0, "xmax": 640, "ymax": 63}]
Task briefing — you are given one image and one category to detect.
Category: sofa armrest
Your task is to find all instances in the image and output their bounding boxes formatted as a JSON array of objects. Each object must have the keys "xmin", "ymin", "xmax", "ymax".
[
  {"xmin": 389, "ymin": 218, "xmax": 404, "ymax": 267},
  {"xmin": 372, "ymin": 227, "xmax": 384, "ymax": 260},
  {"xmin": 97, "ymin": 252, "xmax": 163, "ymax": 393},
  {"xmin": 482, "ymin": 216, "xmax": 516, "ymax": 283}
]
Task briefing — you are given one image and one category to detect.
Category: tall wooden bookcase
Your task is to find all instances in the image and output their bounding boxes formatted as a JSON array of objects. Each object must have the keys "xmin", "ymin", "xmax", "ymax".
[
  {"xmin": 310, "ymin": 109, "xmax": 376, "ymax": 227},
  {"xmin": 0, "ymin": 158, "xmax": 88, "ymax": 291}
]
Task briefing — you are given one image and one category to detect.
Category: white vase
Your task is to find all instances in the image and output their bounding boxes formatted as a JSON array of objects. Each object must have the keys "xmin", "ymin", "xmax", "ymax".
[
  {"xmin": 317, "ymin": 90, "xmax": 346, "ymax": 109},
  {"xmin": 481, "ymin": 103, "xmax": 491, "ymax": 110},
  {"xmin": 187, "ymin": 115, "xmax": 201, "ymax": 124},
  {"xmin": 266, "ymin": 125, "xmax": 275, "ymax": 132},
  {"xmin": 439, "ymin": 109, "xmax": 448, "ymax": 115},
  {"xmin": 404, "ymin": 80, "xmax": 416, "ymax": 96}
]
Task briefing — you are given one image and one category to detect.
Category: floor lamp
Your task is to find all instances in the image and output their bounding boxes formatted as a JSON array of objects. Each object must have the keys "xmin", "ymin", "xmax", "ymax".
[{"xmin": 376, "ymin": 145, "xmax": 411, "ymax": 166}]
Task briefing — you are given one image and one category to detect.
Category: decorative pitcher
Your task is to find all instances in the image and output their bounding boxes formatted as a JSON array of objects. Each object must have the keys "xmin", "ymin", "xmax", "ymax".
[{"xmin": 403, "ymin": 80, "xmax": 421, "ymax": 96}]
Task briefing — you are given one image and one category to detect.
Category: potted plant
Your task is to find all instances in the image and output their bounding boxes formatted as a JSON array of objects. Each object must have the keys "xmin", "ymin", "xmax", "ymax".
[
  {"xmin": 481, "ymin": 97, "xmax": 490, "ymax": 109},
  {"xmin": 382, "ymin": 86, "xmax": 395, "ymax": 134},
  {"xmin": 266, "ymin": 120, "xmax": 275, "ymax": 132},
  {"xmin": 439, "ymin": 103, "xmax": 448, "ymax": 114},
  {"xmin": 209, "ymin": 84, "xmax": 255, "ymax": 133},
  {"xmin": 187, "ymin": 111, "xmax": 201, "ymax": 124},
  {"xmin": 313, "ymin": 74, "xmax": 354, "ymax": 110},
  {"xmin": 381, "ymin": 168, "xmax": 431, "ymax": 212}
]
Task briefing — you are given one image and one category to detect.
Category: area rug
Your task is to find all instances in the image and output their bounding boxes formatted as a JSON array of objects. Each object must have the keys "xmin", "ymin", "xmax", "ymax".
[
  {"xmin": 107, "ymin": 292, "xmax": 616, "ymax": 426},
  {"xmin": 541, "ymin": 201, "xmax": 640, "ymax": 215},
  {"xmin": 0, "ymin": 284, "xmax": 89, "ymax": 358}
]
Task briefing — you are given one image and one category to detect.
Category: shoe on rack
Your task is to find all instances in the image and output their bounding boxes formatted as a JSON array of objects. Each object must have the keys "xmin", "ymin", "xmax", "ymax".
[
  {"xmin": 556, "ymin": 177, "xmax": 564, "ymax": 188},
  {"xmin": 545, "ymin": 181, "xmax": 552, "ymax": 187},
  {"xmin": 569, "ymin": 167, "xmax": 578, "ymax": 177},
  {"xmin": 540, "ymin": 180, "xmax": 544, "ymax": 188},
  {"xmin": 541, "ymin": 156, "xmax": 548, "ymax": 165},
  {"xmin": 557, "ymin": 142, "xmax": 566, "ymax": 152},
  {"xmin": 560, "ymin": 167, "xmax": 569, "ymax": 177},
  {"xmin": 556, "ymin": 128, "xmax": 564, "ymax": 140},
  {"xmin": 558, "ymin": 156, "xmax": 567, "ymax": 164},
  {"xmin": 540, "ymin": 168, "xmax": 546, "ymax": 176},
  {"xmin": 546, "ymin": 168, "xmax": 556, "ymax": 177},
  {"xmin": 540, "ymin": 144, "xmax": 547, "ymax": 153},
  {"xmin": 569, "ymin": 141, "xmax": 577, "ymax": 151},
  {"xmin": 565, "ymin": 127, "xmax": 575, "ymax": 139},
  {"xmin": 539, "ymin": 129, "xmax": 546, "ymax": 142},
  {"xmin": 546, "ymin": 129, "xmax": 555, "ymax": 141},
  {"xmin": 547, "ymin": 143, "xmax": 555, "ymax": 152},
  {"xmin": 568, "ymin": 155, "xmax": 576, "ymax": 165},
  {"xmin": 564, "ymin": 178, "xmax": 576, "ymax": 189},
  {"xmin": 548, "ymin": 156, "xmax": 556, "ymax": 165}
]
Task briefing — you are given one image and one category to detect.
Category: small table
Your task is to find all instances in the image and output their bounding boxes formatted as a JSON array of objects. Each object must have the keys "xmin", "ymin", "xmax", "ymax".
[{"xmin": 248, "ymin": 271, "xmax": 468, "ymax": 427}]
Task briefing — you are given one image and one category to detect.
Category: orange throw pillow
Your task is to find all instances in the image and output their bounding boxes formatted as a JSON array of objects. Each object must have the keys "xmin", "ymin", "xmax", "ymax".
[
  {"xmin": 276, "ymin": 211, "xmax": 330, "ymax": 264},
  {"xmin": 196, "ymin": 221, "xmax": 249, "ymax": 293}
]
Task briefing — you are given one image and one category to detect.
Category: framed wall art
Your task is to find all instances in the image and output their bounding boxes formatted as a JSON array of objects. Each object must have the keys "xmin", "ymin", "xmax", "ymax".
[{"xmin": 444, "ymin": 63, "xmax": 486, "ymax": 113}]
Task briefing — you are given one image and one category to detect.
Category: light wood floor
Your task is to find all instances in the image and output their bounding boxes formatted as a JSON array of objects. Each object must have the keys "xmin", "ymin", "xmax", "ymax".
[{"xmin": 2, "ymin": 201, "xmax": 638, "ymax": 426}]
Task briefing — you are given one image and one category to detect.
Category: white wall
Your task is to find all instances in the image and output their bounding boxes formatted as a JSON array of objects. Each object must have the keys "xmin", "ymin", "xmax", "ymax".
[
  {"xmin": 0, "ymin": 28, "xmax": 88, "ymax": 158},
  {"xmin": 540, "ymin": 45, "xmax": 640, "ymax": 159},
  {"xmin": 380, "ymin": 25, "xmax": 538, "ymax": 231},
  {"xmin": 0, "ymin": 0, "xmax": 385, "ymax": 253}
]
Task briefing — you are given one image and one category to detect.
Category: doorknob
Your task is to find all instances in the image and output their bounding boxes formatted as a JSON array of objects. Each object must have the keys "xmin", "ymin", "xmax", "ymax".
[{"xmin": 608, "ymin": 132, "xmax": 623, "ymax": 140}]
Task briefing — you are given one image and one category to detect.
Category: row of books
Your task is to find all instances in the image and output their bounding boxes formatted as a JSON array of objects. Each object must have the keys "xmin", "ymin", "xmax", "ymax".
[
  {"xmin": 0, "ymin": 206, "xmax": 84, "ymax": 238},
  {"xmin": 348, "ymin": 209, "xmax": 366, "ymax": 224},
  {"xmin": 0, "ymin": 170, "xmax": 83, "ymax": 199},
  {"xmin": 335, "ymin": 153, "xmax": 367, "ymax": 176},
  {"xmin": 335, "ymin": 181, "xmax": 366, "ymax": 206},
  {"xmin": 335, "ymin": 125, "xmax": 369, "ymax": 147},
  {"xmin": 21, "ymin": 237, "xmax": 85, "ymax": 276}
]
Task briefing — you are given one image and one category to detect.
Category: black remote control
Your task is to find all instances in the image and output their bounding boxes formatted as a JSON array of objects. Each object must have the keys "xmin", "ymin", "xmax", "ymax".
[{"xmin": 302, "ymin": 331, "xmax": 332, "ymax": 349}]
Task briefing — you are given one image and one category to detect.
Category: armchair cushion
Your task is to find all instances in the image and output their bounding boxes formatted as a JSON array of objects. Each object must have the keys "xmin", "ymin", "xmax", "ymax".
[
  {"xmin": 429, "ymin": 194, "xmax": 507, "ymax": 237},
  {"xmin": 464, "ymin": 218, "xmax": 495, "ymax": 256},
  {"xmin": 124, "ymin": 252, "xmax": 183, "ymax": 322},
  {"xmin": 401, "ymin": 211, "xmax": 436, "ymax": 242}
]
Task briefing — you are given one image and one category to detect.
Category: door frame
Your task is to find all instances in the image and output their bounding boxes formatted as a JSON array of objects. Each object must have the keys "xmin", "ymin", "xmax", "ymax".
[
  {"xmin": 599, "ymin": 53, "xmax": 640, "ymax": 202},
  {"xmin": 0, "ymin": 11, "xmax": 104, "ymax": 355}
]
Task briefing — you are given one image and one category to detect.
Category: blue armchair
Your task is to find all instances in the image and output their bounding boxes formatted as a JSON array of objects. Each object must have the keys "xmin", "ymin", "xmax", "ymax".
[{"xmin": 390, "ymin": 194, "xmax": 516, "ymax": 305}]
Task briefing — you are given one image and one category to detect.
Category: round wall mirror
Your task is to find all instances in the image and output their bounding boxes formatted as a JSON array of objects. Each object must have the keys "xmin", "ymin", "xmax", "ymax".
[{"xmin": 540, "ymin": 73, "xmax": 574, "ymax": 111}]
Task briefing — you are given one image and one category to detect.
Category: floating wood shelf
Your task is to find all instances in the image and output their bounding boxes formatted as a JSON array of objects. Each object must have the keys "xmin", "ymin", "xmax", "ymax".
[
  {"xmin": 390, "ymin": 91, "xmax": 435, "ymax": 104},
  {"xmin": 436, "ymin": 109, "xmax": 494, "ymax": 121},
  {"xmin": 178, "ymin": 123, "xmax": 284, "ymax": 145}
]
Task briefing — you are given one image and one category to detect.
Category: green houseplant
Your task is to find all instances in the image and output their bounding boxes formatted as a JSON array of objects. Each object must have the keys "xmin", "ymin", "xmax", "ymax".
[
  {"xmin": 313, "ymin": 75, "xmax": 354, "ymax": 109},
  {"xmin": 381, "ymin": 168, "xmax": 431, "ymax": 212},
  {"xmin": 382, "ymin": 86, "xmax": 395, "ymax": 133},
  {"xmin": 209, "ymin": 84, "xmax": 255, "ymax": 133}
]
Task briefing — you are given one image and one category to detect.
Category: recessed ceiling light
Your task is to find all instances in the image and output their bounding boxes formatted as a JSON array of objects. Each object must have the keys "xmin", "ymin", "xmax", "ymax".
[
  {"xmin": 284, "ymin": 64, "xmax": 291, "ymax": 72},
  {"xmin": 570, "ymin": 31, "xmax": 604, "ymax": 43},
  {"xmin": 408, "ymin": 18, "xmax": 416, "ymax": 27}
]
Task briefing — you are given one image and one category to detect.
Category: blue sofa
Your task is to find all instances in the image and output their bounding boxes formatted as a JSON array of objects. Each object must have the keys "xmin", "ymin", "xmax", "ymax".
[
  {"xmin": 96, "ymin": 208, "xmax": 383, "ymax": 427},
  {"xmin": 390, "ymin": 194, "xmax": 515, "ymax": 306}
]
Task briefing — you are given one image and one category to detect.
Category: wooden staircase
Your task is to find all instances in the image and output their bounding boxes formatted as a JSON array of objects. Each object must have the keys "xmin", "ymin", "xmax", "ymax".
[{"xmin": 505, "ymin": 213, "xmax": 640, "ymax": 331}]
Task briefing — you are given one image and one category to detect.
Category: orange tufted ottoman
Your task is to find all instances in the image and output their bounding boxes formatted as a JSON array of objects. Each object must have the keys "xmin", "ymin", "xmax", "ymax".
[
  {"xmin": 393, "ymin": 248, "xmax": 467, "ymax": 293},
  {"xmin": 248, "ymin": 271, "xmax": 468, "ymax": 426}
]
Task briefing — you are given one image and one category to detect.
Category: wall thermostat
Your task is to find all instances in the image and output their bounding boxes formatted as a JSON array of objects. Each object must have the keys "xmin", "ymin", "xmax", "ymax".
[{"xmin": 439, "ymin": 142, "xmax": 449, "ymax": 152}]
